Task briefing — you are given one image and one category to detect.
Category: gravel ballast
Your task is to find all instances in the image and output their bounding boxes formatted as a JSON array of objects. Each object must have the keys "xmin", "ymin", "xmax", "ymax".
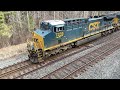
[
  {"xmin": 0, "ymin": 53, "xmax": 28, "ymax": 69},
  {"xmin": 24, "ymin": 47, "xmax": 120, "ymax": 79},
  {"xmin": 74, "ymin": 48, "xmax": 120, "ymax": 79},
  {"xmin": 22, "ymin": 40, "xmax": 114, "ymax": 79}
]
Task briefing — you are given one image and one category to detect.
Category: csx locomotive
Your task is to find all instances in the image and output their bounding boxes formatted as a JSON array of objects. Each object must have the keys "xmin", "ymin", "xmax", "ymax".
[{"xmin": 27, "ymin": 13, "xmax": 120, "ymax": 63}]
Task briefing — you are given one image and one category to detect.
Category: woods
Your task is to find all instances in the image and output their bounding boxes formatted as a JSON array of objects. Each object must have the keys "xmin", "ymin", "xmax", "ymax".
[{"xmin": 0, "ymin": 11, "xmax": 119, "ymax": 49}]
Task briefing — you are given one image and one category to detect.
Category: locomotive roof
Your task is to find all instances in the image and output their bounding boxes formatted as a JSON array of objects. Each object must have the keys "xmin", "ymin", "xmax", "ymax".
[
  {"xmin": 64, "ymin": 18, "xmax": 87, "ymax": 21},
  {"xmin": 43, "ymin": 20, "xmax": 65, "ymax": 26},
  {"xmin": 88, "ymin": 17, "xmax": 103, "ymax": 21}
]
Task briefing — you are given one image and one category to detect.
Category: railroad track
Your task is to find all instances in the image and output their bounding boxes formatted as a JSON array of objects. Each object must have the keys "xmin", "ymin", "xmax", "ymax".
[
  {"xmin": 0, "ymin": 60, "xmax": 31, "ymax": 79},
  {"xmin": 16, "ymin": 29, "xmax": 120, "ymax": 79},
  {"xmin": 40, "ymin": 34, "xmax": 120, "ymax": 79},
  {"xmin": 0, "ymin": 29, "xmax": 120, "ymax": 79},
  {"xmin": 0, "ymin": 42, "xmax": 92, "ymax": 79},
  {"xmin": 15, "ymin": 45, "xmax": 91, "ymax": 79}
]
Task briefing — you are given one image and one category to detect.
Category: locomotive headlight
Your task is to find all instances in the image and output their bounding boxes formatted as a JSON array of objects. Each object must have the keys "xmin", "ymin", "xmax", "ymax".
[{"xmin": 31, "ymin": 45, "xmax": 34, "ymax": 50}]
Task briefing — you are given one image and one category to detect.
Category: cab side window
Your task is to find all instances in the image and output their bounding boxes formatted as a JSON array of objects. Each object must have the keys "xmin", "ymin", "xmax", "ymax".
[
  {"xmin": 58, "ymin": 27, "xmax": 64, "ymax": 31},
  {"xmin": 53, "ymin": 27, "xmax": 64, "ymax": 32},
  {"xmin": 54, "ymin": 27, "xmax": 57, "ymax": 32},
  {"xmin": 66, "ymin": 21, "xmax": 72, "ymax": 29}
]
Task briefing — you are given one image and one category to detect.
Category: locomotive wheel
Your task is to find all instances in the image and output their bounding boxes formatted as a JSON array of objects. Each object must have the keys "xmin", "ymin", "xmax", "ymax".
[
  {"xmin": 45, "ymin": 53, "xmax": 50, "ymax": 58},
  {"xmin": 101, "ymin": 32, "xmax": 105, "ymax": 36},
  {"xmin": 118, "ymin": 26, "xmax": 120, "ymax": 30},
  {"xmin": 29, "ymin": 53, "xmax": 39, "ymax": 64},
  {"xmin": 30, "ymin": 56, "xmax": 39, "ymax": 64},
  {"xmin": 59, "ymin": 49, "xmax": 63, "ymax": 54}
]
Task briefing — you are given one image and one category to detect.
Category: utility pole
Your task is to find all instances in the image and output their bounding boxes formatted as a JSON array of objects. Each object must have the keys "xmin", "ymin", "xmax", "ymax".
[
  {"xmin": 17, "ymin": 11, "xmax": 22, "ymax": 30},
  {"xmin": 27, "ymin": 11, "xmax": 30, "ymax": 32},
  {"xmin": 43, "ymin": 11, "xmax": 45, "ymax": 20}
]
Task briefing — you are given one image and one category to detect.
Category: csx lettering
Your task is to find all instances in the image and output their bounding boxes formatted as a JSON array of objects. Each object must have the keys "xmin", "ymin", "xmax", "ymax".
[
  {"xmin": 89, "ymin": 22, "xmax": 100, "ymax": 31},
  {"xmin": 56, "ymin": 32, "xmax": 64, "ymax": 38}
]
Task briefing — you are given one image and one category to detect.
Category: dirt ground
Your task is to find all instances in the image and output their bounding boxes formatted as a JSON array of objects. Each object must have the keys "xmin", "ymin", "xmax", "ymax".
[{"xmin": 0, "ymin": 43, "xmax": 27, "ymax": 60}]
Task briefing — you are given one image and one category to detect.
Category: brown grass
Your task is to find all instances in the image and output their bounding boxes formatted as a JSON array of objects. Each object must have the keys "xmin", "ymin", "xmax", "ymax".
[{"xmin": 0, "ymin": 43, "xmax": 27, "ymax": 60}]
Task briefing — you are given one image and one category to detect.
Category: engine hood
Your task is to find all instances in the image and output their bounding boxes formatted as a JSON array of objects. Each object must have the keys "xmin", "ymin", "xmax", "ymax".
[{"xmin": 34, "ymin": 29, "xmax": 51, "ymax": 38}]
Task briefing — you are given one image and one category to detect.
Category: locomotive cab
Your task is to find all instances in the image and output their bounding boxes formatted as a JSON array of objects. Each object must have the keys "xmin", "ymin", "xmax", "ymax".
[
  {"xmin": 27, "ymin": 21, "xmax": 51, "ymax": 63},
  {"xmin": 27, "ymin": 20, "xmax": 66, "ymax": 63}
]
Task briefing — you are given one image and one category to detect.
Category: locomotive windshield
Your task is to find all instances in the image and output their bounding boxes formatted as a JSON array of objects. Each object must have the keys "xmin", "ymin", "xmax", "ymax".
[
  {"xmin": 40, "ymin": 20, "xmax": 65, "ymax": 30},
  {"xmin": 40, "ymin": 22, "xmax": 50, "ymax": 30}
]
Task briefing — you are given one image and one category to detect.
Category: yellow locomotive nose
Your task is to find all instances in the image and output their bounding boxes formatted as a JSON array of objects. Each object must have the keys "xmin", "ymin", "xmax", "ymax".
[
  {"xmin": 27, "ymin": 32, "xmax": 44, "ymax": 63},
  {"xmin": 113, "ymin": 17, "xmax": 119, "ymax": 24},
  {"xmin": 32, "ymin": 32, "xmax": 44, "ymax": 50}
]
